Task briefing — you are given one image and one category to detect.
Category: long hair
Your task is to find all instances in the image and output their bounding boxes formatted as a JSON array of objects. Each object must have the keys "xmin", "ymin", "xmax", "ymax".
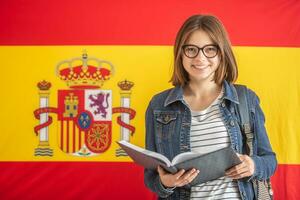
[{"xmin": 170, "ymin": 15, "xmax": 238, "ymax": 86}]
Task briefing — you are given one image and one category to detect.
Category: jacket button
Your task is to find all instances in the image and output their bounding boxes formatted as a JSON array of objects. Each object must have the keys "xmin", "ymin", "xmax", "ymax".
[
  {"xmin": 230, "ymin": 120, "xmax": 235, "ymax": 126},
  {"xmin": 164, "ymin": 115, "xmax": 170, "ymax": 122},
  {"xmin": 221, "ymin": 102, "xmax": 226, "ymax": 107}
]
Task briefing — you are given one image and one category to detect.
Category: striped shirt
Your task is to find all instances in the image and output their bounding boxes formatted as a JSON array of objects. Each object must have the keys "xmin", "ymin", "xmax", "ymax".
[{"xmin": 188, "ymin": 89, "xmax": 241, "ymax": 200}]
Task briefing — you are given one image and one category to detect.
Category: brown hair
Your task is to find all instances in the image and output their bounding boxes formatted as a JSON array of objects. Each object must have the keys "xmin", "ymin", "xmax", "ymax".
[{"xmin": 170, "ymin": 15, "xmax": 238, "ymax": 86}]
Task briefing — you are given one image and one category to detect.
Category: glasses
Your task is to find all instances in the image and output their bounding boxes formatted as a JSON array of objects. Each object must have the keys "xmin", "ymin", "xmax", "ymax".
[{"xmin": 182, "ymin": 44, "xmax": 219, "ymax": 58}]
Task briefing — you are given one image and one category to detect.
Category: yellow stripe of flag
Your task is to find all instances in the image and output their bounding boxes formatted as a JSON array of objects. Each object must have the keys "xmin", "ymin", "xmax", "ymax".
[{"xmin": 0, "ymin": 46, "xmax": 299, "ymax": 163}]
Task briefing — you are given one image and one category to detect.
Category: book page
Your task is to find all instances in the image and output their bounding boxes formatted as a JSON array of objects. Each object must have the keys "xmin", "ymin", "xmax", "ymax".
[
  {"xmin": 142, "ymin": 149, "xmax": 172, "ymax": 167},
  {"xmin": 117, "ymin": 140, "xmax": 172, "ymax": 167},
  {"xmin": 171, "ymin": 151, "xmax": 202, "ymax": 166}
]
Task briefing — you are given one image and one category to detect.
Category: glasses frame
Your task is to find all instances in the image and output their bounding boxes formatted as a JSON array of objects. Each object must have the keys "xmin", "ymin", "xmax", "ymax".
[{"xmin": 182, "ymin": 44, "xmax": 219, "ymax": 58}]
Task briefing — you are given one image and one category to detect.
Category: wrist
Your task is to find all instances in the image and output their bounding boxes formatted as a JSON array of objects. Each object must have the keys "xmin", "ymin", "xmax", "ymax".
[{"xmin": 159, "ymin": 177, "xmax": 176, "ymax": 191}]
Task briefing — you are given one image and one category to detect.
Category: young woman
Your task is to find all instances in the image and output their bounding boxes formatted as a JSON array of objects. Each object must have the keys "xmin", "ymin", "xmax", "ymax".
[{"xmin": 144, "ymin": 15, "xmax": 277, "ymax": 200}]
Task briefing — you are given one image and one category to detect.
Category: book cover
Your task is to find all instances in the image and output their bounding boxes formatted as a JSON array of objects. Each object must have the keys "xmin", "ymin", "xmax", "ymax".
[{"xmin": 117, "ymin": 140, "xmax": 241, "ymax": 185}]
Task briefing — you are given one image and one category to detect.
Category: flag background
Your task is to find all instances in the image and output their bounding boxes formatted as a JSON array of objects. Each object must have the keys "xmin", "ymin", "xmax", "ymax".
[{"xmin": 0, "ymin": 0, "xmax": 299, "ymax": 199}]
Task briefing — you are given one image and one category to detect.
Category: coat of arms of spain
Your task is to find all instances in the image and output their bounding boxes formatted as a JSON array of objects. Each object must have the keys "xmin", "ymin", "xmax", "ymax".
[{"xmin": 34, "ymin": 52, "xmax": 135, "ymax": 157}]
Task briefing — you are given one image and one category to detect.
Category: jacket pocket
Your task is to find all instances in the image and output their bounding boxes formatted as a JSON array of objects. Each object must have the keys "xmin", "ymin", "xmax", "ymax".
[{"xmin": 154, "ymin": 111, "xmax": 178, "ymax": 140}]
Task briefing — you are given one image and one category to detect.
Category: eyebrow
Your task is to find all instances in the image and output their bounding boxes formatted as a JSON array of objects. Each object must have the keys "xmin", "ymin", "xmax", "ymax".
[{"xmin": 184, "ymin": 44, "xmax": 216, "ymax": 48}]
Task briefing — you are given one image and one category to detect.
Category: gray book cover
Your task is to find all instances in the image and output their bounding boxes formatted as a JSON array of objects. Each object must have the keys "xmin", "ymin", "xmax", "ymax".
[{"xmin": 117, "ymin": 140, "xmax": 241, "ymax": 185}]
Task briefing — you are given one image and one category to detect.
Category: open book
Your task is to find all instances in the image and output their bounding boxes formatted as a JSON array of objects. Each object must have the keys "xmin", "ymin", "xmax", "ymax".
[{"xmin": 117, "ymin": 140, "xmax": 241, "ymax": 185}]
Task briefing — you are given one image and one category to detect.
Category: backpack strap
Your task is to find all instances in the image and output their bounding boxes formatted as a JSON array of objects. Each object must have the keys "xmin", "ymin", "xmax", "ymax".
[
  {"xmin": 234, "ymin": 84, "xmax": 254, "ymax": 156},
  {"xmin": 234, "ymin": 85, "xmax": 273, "ymax": 199}
]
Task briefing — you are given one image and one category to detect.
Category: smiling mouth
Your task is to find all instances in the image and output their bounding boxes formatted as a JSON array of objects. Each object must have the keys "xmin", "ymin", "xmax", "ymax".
[{"xmin": 192, "ymin": 65, "xmax": 208, "ymax": 69}]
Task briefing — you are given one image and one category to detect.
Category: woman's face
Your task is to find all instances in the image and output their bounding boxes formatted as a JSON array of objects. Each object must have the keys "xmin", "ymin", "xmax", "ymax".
[{"xmin": 182, "ymin": 30, "xmax": 220, "ymax": 84}]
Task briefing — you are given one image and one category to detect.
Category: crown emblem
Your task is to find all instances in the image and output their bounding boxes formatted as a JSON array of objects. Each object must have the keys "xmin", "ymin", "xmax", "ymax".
[
  {"xmin": 56, "ymin": 51, "xmax": 115, "ymax": 89},
  {"xmin": 37, "ymin": 80, "xmax": 52, "ymax": 90},
  {"xmin": 118, "ymin": 80, "xmax": 134, "ymax": 91}
]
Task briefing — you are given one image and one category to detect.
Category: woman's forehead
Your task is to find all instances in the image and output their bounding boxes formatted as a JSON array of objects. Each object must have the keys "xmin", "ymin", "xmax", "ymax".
[{"xmin": 185, "ymin": 30, "xmax": 214, "ymax": 46}]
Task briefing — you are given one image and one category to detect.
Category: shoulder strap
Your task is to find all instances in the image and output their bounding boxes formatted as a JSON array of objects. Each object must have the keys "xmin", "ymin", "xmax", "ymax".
[
  {"xmin": 234, "ymin": 84, "xmax": 254, "ymax": 156},
  {"xmin": 235, "ymin": 85, "xmax": 273, "ymax": 199}
]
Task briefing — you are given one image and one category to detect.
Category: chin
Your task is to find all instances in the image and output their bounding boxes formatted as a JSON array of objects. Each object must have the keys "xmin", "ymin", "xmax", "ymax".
[{"xmin": 190, "ymin": 73, "xmax": 215, "ymax": 82}]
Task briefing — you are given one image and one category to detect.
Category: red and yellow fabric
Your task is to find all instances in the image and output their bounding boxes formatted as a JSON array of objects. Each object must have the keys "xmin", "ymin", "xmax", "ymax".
[{"xmin": 0, "ymin": 1, "xmax": 300, "ymax": 199}]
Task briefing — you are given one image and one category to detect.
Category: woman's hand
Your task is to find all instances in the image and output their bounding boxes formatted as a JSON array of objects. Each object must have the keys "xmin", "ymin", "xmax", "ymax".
[
  {"xmin": 157, "ymin": 166, "xmax": 200, "ymax": 188},
  {"xmin": 225, "ymin": 154, "xmax": 255, "ymax": 179}
]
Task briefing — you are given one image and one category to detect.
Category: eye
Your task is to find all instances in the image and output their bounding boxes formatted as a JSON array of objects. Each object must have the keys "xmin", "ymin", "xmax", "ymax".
[
  {"xmin": 204, "ymin": 46, "xmax": 217, "ymax": 53},
  {"xmin": 185, "ymin": 46, "xmax": 197, "ymax": 54}
]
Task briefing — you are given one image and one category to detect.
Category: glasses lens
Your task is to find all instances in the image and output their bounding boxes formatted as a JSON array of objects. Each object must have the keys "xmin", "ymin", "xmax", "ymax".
[
  {"xmin": 184, "ymin": 46, "xmax": 199, "ymax": 58},
  {"xmin": 203, "ymin": 45, "xmax": 218, "ymax": 58}
]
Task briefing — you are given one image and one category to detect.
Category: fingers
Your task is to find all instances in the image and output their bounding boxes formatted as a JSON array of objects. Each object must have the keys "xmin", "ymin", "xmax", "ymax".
[
  {"xmin": 157, "ymin": 166, "xmax": 186, "ymax": 188},
  {"xmin": 226, "ymin": 163, "xmax": 249, "ymax": 179},
  {"xmin": 225, "ymin": 154, "xmax": 255, "ymax": 179},
  {"xmin": 158, "ymin": 166, "xmax": 186, "ymax": 178},
  {"xmin": 226, "ymin": 162, "xmax": 247, "ymax": 175},
  {"xmin": 157, "ymin": 166, "xmax": 200, "ymax": 188},
  {"xmin": 183, "ymin": 169, "xmax": 199, "ymax": 184},
  {"xmin": 176, "ymin": 169, "xmax": 200, "ymax": 187},
  {"xmin": 157, "ymin": 165, "xmax": 168, "ymax": 176},
  {"xmin": 227, "ymin": 171, "xmax": 249, "ymax": 179},
  {"xmin": 175, "ymin": 169, "xmax": 186, "ymax": 179}
]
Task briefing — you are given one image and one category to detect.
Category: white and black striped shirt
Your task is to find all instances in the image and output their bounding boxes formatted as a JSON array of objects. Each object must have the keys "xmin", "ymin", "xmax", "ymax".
[{"xmin": 188, "ymin": 89, "xmax": 241, "ymax": 200}]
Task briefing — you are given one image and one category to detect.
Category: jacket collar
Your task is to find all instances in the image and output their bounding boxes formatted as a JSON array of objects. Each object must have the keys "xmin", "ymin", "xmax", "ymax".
[
  {"xmin": 222, "ymin": 80, "xmax": 240, "ymax": 104},
  {"xmin": 164, "ymin": 80, "xmax": 239, "ymax": 107}
]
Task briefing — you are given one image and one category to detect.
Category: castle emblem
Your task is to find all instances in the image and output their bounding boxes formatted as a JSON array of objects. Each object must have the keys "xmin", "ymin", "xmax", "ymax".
[{"xmin": 34, "ymin": 52, "xmax": 135, "ymax": 157}]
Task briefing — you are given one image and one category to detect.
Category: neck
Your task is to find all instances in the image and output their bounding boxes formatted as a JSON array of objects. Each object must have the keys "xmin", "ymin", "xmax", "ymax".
[{"xmin": 184, "ymin": 79, "xmax": 221, "ymax": 99}]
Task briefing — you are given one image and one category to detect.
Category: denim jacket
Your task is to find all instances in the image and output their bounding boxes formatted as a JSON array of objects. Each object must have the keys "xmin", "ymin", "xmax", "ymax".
[{"xmin": 144, "ymin": 81, "xmax": 277, "ymax": 200}]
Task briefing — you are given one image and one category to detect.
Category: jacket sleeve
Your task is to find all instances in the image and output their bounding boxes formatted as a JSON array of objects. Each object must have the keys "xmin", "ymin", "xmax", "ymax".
[
  {"xmin": 144, "ymin": 99, "xmax": 175, "ymax": 198},
  {"xmin": 248, "ymin": 89, "xmax": 277, "ymax": 181}
]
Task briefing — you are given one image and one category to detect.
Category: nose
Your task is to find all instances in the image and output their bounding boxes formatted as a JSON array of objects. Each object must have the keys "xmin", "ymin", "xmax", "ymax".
[{"xmin": 195, "ymin": 49, "xmax": 206, "ymax": 60}]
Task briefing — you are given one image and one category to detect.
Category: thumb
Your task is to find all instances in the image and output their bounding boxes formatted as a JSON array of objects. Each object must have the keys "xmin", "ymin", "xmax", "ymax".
[
  {"xmin": 157, "ymin": 166, "xmax": 166, "ymax": 175},
  {"xmin": 237, "ymin": 153, "xmax": 246, "ymax": 162},
  {"xmin": 236, "ymin": 153, "xmax": 243, "ymax": 159}
]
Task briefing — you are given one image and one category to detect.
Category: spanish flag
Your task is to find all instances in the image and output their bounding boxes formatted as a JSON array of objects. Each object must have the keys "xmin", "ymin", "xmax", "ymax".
[{"xmin": 0, "ymin": 1, "xmax": 299, "ymax": 199}]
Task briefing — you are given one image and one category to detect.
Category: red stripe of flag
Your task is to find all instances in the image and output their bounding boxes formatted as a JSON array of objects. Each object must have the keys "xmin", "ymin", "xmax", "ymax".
[
  {"xmin": 1, "ymin": 0, "xmax": 299, "ymax": 46},
  {"xmin": 0, "ymin": 162, "xmax": 298, "ymax": 200},
  {"xmin": 0, "ymin": 162, "xmax": 156, "ymax": 200},
  {"xmin": 271, "ymin": 164, "xmax": 300, "ymax": 200}
]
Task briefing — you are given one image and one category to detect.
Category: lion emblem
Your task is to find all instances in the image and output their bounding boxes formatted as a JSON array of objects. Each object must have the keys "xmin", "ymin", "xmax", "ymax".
[{"xmin": 89, "ymin": 92, "xmax": 110, "ymax": 118}]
